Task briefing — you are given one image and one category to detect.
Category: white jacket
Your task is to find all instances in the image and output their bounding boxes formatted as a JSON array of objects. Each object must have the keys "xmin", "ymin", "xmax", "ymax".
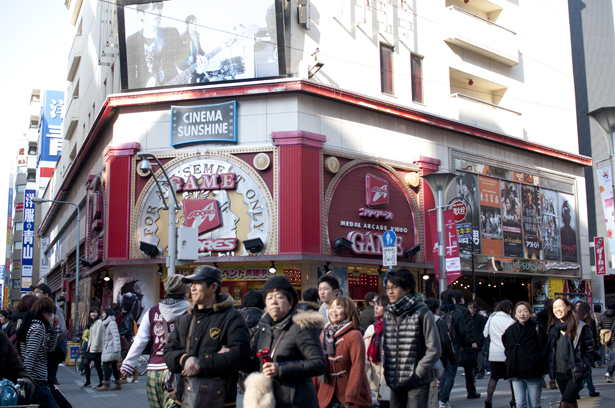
[
  {"xmin": 364, "ymin": 324, "xmax": 391, "ymax": 402},
  {"xmin": 87, "ymin": 319, "xmax": 104, "ymax": 353},
  {"xmin": 484, "ymin": 311, "xmax": 514, "ymax": 362},
  {"xmin": 101, "ymin": 316, "xmax": 121, "ymax": 362}
]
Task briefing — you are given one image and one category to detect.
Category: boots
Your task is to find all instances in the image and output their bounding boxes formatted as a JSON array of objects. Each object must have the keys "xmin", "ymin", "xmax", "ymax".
[
  {"xmin": 132, "ymin": 368, "xmax": 141, "ymax": 383},
  {"xmin": 95, "ymin": 381, "xmax": 110, "ymax": 391},
  {"xmin": 109, "ymin": 380, "xmax": 122, "ymax": 391}
]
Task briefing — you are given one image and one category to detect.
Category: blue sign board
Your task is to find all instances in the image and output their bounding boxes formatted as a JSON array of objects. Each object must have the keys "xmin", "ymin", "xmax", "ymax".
[
  {"xmin": 39, "ymin": 90, "xmax": 64, "ymax": 163},
  {"xmin": 21, "ymin": 190, "xmax": 36, "ymax": 290},
  {"xmin": 456, "ymin": 223, "xmax": 472, "ymax": 239},
  {"xmin": 383, "ymin": 230, "xmax": 397, "ymax": 247}
]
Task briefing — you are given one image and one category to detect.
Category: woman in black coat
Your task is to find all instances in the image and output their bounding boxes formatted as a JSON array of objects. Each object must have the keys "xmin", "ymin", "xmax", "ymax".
[
  {"xmin": 246, "ymin": 276, "xmax": 327, "ymax": 408},
  {"xmin": 502, "ymin": 302, "xmax": 548, "ymax": 408},
  {"xmin": 547, "ymin": 297, "xmax": 594, "ymax": 408}
]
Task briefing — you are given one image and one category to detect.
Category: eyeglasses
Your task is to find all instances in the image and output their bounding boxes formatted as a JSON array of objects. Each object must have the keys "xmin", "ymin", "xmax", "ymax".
[
  {"xmin": 385, "ymin": 285, "xmax": 399, "ymax": 292},
  {"xmin": 34, "ymin": 290, "xmax": 45, "ymax": 295}
]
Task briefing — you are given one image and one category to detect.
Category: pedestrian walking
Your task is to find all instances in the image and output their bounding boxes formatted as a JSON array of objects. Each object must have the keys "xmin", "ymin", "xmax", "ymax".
[
  {"xmin": 82, "ymin": 307, "xmax": 104, "ymax": 389},
  {"xmin": 547, "ymin": 297, "xmax": 594, "ymax": 408},
  {"xmin": 118, "ymin": 301, "xmax": 135, "ymax": 359},
  {"xmin": 15, "ymin": 296, "xmax": 60, "ymax": 408},
  {"xmin": 239, "ymin": 289, "xmax": 265, "ymax": 393},
  {"xmin": 600, "ymin": 298, "xmax": 615, "ymax": 379},
  {"xmin": 365, "ymin": 294, "xmax": 392, "ymax": 408},
  {"xmin": 468, "ymin": 303, "xmax": 486, "ymax": 379},
  {"xmin": 383, "ymin": 268, "xmax": 441, "ymax": 408},
  {"xmin": 97, "ymin": 308, "xmax": 122, "ymax": 391},
  {"xmin": 502, "ymin": 301, "xmax": 548, "ymax": 408},
  {"xmin": 453, "ymin": 290, "xmax": 480, "ymax": 400},
  {"xmin": 120, "ymin": 274, "xmax": 190, "ymax": 408},
  {"xmin": 319, "ymin": 275, "xmax": 341, "ymax": 324},
  {"xmin": 0, "ymin": 310, "xmax": 16, "ymax": 337},
  {"xmin": 438, "ymin": 290, "xmax": 467, "ymax": 407},
  {"xmin": 483, "ymin": 300, "xmax": 514, "ymax": 408},
  {"xmin": 163, "ymin": 266, "xmax": 250, "ymax": 408},
  {"xmin": 574, "ymin": 302, "xmax": 600, "ymax": 397},
  {"xmin": 297, "ymin": 287, "xmax": 321, "ymax": 312},
  {"xmin": 360, "ymin": 292, "xmax": 378, "ymax": 331},
  {"xmin": 594, "ymin": 304, "xmax": 603, "ymax": 368}
]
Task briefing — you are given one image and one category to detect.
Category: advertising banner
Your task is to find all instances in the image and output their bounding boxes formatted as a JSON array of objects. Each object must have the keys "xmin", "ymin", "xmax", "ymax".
[
  {"xmin": 170, "ymin": 101, "xmax": 237, "ymax": 146},
  {"xmin": 429, "ymin": 210, "xmax": 461, "ymax": 284},
  {"xmin": 522, "ymin": 185, "xmax": 541, "ymax": 259},
  {"xmin": 548, "ymin": 278, "xmax": 564, "ymax": 299},
  {"xmin": 40, "ymin": 90, "xmax": 64, "ymax": 162},
  {"xmin": 447, "ymin": 173, "xmax": 480, "ymax": 254},
  {"xmin": 21, "ymin": 190, "xmax": 36, "ymax": 290},
  {"xmin": 597, "ymin": 165, "xmax": 615, "ymax": 259},
  {"xmin": 541, "ymin": 189, "xmax": 560, "ymax": 261},
  {"xmin": 559, "ymin": 192, "xmax": 578, "ymax": 263},
  {"xmin": 500, "ymin": 181, "xmax": 523, "ymax": 257},
  {"xmin": 119, "ymin": 0, "xmax": 283, "ymax": 90},
  {"xmin": 595, "ymin": 237, "xmax": 607, "ymax": 275},
  {"xmin": 479, "ymin": 176, "xmax": 503, "ymax": 256}
]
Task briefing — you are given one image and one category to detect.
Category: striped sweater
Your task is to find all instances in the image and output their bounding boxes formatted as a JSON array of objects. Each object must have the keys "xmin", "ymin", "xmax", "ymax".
[{"xmin": 19, "ymin": 319, "xmax": 59, "ymax": 381}]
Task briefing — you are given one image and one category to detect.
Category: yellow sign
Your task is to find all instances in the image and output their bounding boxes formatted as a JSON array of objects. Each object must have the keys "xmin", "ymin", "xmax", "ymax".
[{"xmin": 548, "ymin": 279, "xmax": 564, "ymax": 299}]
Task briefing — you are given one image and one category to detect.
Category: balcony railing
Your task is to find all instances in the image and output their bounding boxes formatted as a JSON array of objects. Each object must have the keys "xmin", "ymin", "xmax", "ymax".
[
  {"xmin": 63, "ymin": 97, "xmax": 80, "ymax": 140},
  {"xmin": 67, "ymin": 33, "xmax": 82, "ymax": 81},
  {"xmin": 451, "ymin": 93, "xmax": 522, "ymax": 137}
]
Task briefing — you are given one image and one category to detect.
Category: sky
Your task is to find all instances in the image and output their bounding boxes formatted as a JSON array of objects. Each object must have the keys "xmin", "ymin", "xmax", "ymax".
[{"xmin": 0, "ymin": 2, "xmax": 69, "ymax": 263}]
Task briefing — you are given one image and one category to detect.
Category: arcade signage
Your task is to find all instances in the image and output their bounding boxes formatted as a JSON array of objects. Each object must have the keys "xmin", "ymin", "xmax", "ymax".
[{"xmin": 171, "ymin": 101, "xmax": 237, "ymax": 146}]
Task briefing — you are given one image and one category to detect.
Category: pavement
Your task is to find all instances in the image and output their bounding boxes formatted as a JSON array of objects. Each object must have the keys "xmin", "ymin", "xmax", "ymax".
[{"xmin": 54, "ymin": 363, "xmax": 615, "ymax": 408}]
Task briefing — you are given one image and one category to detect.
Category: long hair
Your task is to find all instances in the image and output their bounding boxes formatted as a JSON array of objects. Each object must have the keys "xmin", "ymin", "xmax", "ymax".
[
  {"xmin": 547, "ymin": 297, "xmax": 578, "ymax": 339},
  {"xmin": 495, "ymin": 300, "xmax": 513, "ymax": 315},
  {"xmin": 15, "ymin": 295, "xmax": 37, "ymax": 313},
  {"xmin": 330, "ymin": 296, "xmax": 361, "ymax": 330},
  {"xmin": 576, "ymin": 302, "xmax": 593, "ymax": 325}
]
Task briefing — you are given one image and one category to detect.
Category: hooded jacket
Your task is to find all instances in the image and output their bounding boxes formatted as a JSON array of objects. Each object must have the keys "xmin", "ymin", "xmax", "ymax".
[
  {"xmin": 548, "ymin": 320, "xmax": 594, "ymax": 382},
  {"xmin": 163, "ymin": 293, "xmax": 250, "ymax": 378},
  {"xmin": 599, "ymin": 309, "xmax": 615, "ymax": 343},
  {"xmin": 101, "ymin": 315, "xmax": 121, "ymax": 362},
  {"xmin": 122, "ymin": 298, "xmax": 190, "ymax": 374}
]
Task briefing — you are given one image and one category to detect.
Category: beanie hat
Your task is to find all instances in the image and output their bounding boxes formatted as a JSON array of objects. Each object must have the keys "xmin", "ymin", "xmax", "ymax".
[
  {"xmin": 262, "ymin": 276, "xmax": 298, "ymax": 308},
  {"xmin": 164, "ymin": 274, "xmax": 191, "ymax": 296},
  {"xmin": 242, "ymin": 289, "xmax": 265, "ymax": 309}
]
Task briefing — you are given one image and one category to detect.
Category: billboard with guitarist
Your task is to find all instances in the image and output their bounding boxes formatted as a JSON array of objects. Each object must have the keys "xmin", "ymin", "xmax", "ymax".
[{"xmin": 118, "ymin": 0, "xmax": 284, "ymax": 90}]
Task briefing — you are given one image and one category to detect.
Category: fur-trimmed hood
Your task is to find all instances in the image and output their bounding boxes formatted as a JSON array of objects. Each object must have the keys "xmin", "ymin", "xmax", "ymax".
[
  {"xmin": 187, "ymin": 292, "xmax": 234, "ymax": 315},
  {"xmin": 292, "ymin": 309, "xmax": 326, "ymax": 330},
  {"xmin": 296, "ymin": 301, "xmax": 320, "ymax": 312}
]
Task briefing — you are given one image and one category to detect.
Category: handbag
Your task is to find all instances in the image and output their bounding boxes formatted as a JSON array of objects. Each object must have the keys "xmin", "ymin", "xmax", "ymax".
[
  {"xmin": 120, "ymin": 336, "xmax": 130, "ymax": 351},
  {"xmin": 600, "ymin": 318, "xmax": 615, "ymax": 345},
  {"xmin": 483, "ymin": 316, "xmax": 492, "ymax": 359},
  {"xmin": 243, "ymin": 330, "xmax": 287, "ymax": 408}
]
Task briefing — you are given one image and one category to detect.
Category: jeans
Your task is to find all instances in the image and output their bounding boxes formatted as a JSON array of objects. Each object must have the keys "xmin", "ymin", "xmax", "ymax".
[
  {"xmin": 511, "ymin": 377, "xmax": 542, "ymax": 408},
  {"xmin": 31, "ymin": 381, "xmax": 60, "ymax": 408},
  {"xmin": 439, "ymin": 359, "xmax": 459, "ymax": 403},
  {"xmin": 103, "ymin": 361, "xmax": 121, "ymax": 382},
  {"xmin": 390, "ymin": 384, "xmax": 429, "ymax": 408},
  {"xmin": 581, "ymin": 367, "xmax": 596, "ymax": 393}
]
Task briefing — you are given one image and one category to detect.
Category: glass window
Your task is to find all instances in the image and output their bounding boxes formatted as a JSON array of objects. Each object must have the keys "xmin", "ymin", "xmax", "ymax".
[
  {"xmin": 411, "ymin": 54, "xmax": 423, "ymax": 103},
  {"xmin": 14, "ymin": 242, "xmax": 22, "ymax": 250},
  {"xmin": 17, "ymin": 185, "xmax": 26, "ymax": 193},
  {"xmin": 15, "ymin": 222, "xmax": 22, "ymax": 231},
  {"xmin": 380, "ymin": 44, "xmax": 394, "ymax": 95}
]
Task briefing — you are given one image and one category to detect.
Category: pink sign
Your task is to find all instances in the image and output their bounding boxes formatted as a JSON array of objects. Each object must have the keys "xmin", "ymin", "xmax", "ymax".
[
  {"xmin": 365, "ymin": 173, "xmax": 389, "ymax": 207},
  {"xmin": 595, "ymin": 237, "xmax": 607, "ymax": 276},
  {"xmin": 183, "ymin": 199, "xmax": 221, "ymax": 234},
  {"xmin": 430, "ymin": 209, "xmax": 462, "ymax": 284}
]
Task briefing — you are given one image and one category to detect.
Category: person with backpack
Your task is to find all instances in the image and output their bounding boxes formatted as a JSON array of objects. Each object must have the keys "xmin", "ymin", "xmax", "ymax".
[
  {"xmin": 438, "ymin": 290, "xmax": 468, "ymax": 407},
  {"xmin": 483, "ymin": 300, "xmax": 514, "ymax": 408}
]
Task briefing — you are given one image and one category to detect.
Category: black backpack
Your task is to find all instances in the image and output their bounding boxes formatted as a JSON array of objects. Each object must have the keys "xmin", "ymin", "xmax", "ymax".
[{"xmin": 439, "ymin": 310, "xmax": 457, "ymax": 345}]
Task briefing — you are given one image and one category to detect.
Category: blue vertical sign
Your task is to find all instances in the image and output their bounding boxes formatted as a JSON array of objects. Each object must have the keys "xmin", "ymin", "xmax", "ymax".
[
  {"xmin": 40, "ymin": 91, "xmax": 64, "ymax": 163},
  {"xmin": 21, "ymin": 190, "xmax": 36, "ymax": 291}
]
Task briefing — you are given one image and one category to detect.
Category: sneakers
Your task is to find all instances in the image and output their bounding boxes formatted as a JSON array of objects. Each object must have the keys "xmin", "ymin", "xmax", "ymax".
[
  {"xmin": 606, "ymin": 372, "xmax": 612, "ymax": 383},
  {"xmin": 438, "ymin": 402, "xmax": 451, "ymax": 408},
  {"xmin": 467, "ymin": 393, "xmax": 481, "ymax": 399},
  {"xmin": 80, "ymin": 383, "xmax": 91, "ymax": 388},
  {"xmin": 590, "ymin": 392, "xmax": 600, "ymax": 397}
]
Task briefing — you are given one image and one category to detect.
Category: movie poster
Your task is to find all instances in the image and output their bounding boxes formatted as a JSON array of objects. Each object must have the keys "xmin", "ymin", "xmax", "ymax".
[
  {"xmin": 522, "ymin": 185, "xmax": 541, "ymax": 259},
  {"xmin": 559, "ymin": 192, "xmax": 578, "ymax": 262},
  {"xmin": 500, "ymin": 181, "xmax": 523, "ymax": 257},
  {"xmin": 540, "ymin": 189, "xmax": 560, "ymax": 261},
  {"xmin": 447, "ymin": 172, "xmax": 480, "ymax": 254},
  {"xmin": 479, "ymin": 176, "xmax": 502, "ymax": 256}
]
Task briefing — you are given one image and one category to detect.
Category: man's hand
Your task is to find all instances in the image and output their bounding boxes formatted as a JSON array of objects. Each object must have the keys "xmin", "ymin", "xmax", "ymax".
[
  {"xmin": 181, "ymin": 356, "xmax": 201, "ymax": 377},
  {"xmin": 17, "ymin": 378, "xmax": 34, "ymax": 402},
  {"xmin": 218, "ymin": 346, "xmax": 230, "ymax": 354},
  {"xmin": 194, "ymin": 55, "xmax": 209, "ymax": 74},
  {"xmin": 52, "ymin": 315, "xmax": 60, "ymax": 330},
  {"xmin": 262, "ymin": 362, "xmax": 279, "ymax": 378},
  {"xmin": 120, "ymin": 369, "xmax": 130, "ymax": 378}
]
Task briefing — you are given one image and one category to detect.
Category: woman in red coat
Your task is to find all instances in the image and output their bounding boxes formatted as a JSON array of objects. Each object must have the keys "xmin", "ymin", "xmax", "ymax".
[{"xmin": 315, "ymin": 296, "xmax": 372, "ymax": 408}]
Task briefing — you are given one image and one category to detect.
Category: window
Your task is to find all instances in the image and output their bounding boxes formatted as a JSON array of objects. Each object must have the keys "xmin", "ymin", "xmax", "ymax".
[
  {"xmin": 411, "ymin": 54, "xmax": 423, "ymax": 103},
  {"xmin": 14, "ymin": 242, "xmax": 22, "ymax": 251},
  {"xmin": 17, "ymin": 185, "xmax": 26, "ymax": 194},
  {"xmin": 27, "ymin": 171, "xmax": 36, "ymax": 182},
  {"xmin": 13, "ymin": 280, "xmax": 20, "ymax": 289},
  {"xmin": 28, "ymin": 146, "xmax": 37, "ymax": 155},
  {"xmin": 380, "ymin": 44, "xmax": 394, "ymax": 95},
  {"xmin": 15, "ymin": 222, "xmax": 23, "ymax": 231}
]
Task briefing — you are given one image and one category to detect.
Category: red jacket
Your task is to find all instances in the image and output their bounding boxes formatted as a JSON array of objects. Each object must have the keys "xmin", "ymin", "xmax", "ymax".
[{"xmin": 314, "ymin": 323, "xmax": 372, "ymax": 408}]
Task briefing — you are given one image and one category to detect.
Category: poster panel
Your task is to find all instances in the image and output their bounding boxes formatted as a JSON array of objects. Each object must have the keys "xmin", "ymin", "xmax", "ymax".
[
  {"xmin": 595, "ymin": 237, "xmax": 607, "ymax": 275},
  {"xmin": 119, "ymin": 0, "xmax": 282, "ymax": 90},
  {"xmin": 521, "ymin": 185, "xmax": 541, "ymax": 259},
  {"xmin": 479, "ymin": 176, "xmax": 502, "ymax": 256},
  {"xmin": 541, "ymin": 189, "xmax": 560, "ymax": 261},
  {"xmin": 446, "ymin": 172, "xmax": 480, "ymax": 254},
  {"xmin": 559, "ymin": 192, "xmax": 578, "ymax": 263},
  {"xmin": 429, "ymin": 210, "xmax": 461, "ymax": 285},
  {"xmin": 596, "ymin": 165, "xmax": 615, "ymax": 259},
  {"xmin": 500, "ymin": 181, "xmax": 523, "ymax": 257}
]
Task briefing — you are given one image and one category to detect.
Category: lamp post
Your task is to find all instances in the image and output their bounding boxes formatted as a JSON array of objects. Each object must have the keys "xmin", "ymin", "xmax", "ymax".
[
  {"xmin": 138, "ymin": 153, "xmax": 180, "ymax": 276},
  {"xmin": 422, "ymin": 172, "xmax": 457, "ymax": 295},
  {"xmin": 32, "ymin": 197, "xmax": 80, "ymax": 337}
]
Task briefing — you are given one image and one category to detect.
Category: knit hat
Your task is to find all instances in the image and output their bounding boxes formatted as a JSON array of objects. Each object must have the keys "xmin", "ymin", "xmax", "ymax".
[
  {"xmin": 262, "ymin": 276, "xmax": 298, "ymax": 308},
  {"xmin": 242, "ymin": 289, "xmax": 265, "ymax": 309},
  {"xmin": 164, "ymin": 274, "xmax": 190, "ymax": 296}
]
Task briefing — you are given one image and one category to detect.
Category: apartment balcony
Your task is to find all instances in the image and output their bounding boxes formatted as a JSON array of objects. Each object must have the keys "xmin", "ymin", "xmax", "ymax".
[
  {"xmin": 67, "ymin": 33, "xmax": 82, "ymax": 81},
  {"xmin": 444, "ymin": 6, "xmax": 518, "ymax": 66},
  {"xmin": 63, "ymin": 96, "xmax": 80, "ymax": 140},
  {"xmin": 451, "ymin": 93, "xmax": 522, "ymax": 137},
  {"xmin": 27, "ymin": 155, "xmax": 37, "ymax": 170},
  {"xmin": 28, "ymin": 127, "xmax": 39, "ymax": 143}
]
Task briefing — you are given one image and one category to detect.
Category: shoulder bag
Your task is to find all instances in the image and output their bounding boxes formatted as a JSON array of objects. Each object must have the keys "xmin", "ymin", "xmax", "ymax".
[
  {"xmin": 483, "ymin": 315, "xmax": 492, "ymax": 359},
  {"xmin": 600, "ymin": 318, "xmax": 615, "ymax": 346}
]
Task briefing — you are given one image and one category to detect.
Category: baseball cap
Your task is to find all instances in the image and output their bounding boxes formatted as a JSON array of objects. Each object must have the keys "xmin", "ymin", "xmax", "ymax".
[
  {"xmin": 30, "ymin": 283, "xmax": 52, "ymax": 296},
  {"xmin": 182, "ymin": 265, "xmax": 222, "ymax": 286}
]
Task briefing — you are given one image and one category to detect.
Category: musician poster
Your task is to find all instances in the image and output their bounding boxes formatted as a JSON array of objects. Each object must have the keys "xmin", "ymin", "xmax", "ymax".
[
  {"xmin": 446, "ymin": 172, "xmax": 480, "ymax": 254},
  {"xmin": 522, "ymin": 185, "xmax": 541, "ymax": 259},
  {"xmin": 540, "ymin": 189, "xmax": 560, "ymax": 261},
  {"xmin": 479, "ymin": 176, "xmax": 502, "ymax": 256},
  {"xmin": 120, "ymin": 0, "xmax": 281, "ymax": 90},
  {"xmin": 500, "ymin": 181, "xmax": 523, "ymax": 258},
  {"xmin": 559, "ymin": 192, "xmax": 578, "ymax": 262}
]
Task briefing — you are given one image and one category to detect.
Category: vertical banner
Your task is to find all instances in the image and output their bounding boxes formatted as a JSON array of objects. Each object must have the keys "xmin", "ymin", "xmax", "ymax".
[
  {"xmin": 479, "ymin": 176, "xmax": 503, "ymax": 256},
  {"xmin": 541, "ymin": 189, "xmax": 560, "ymax": 261},
  {"xmin": 595, "ymin": 237, "xmax": 607, "ymax": 275},
  {"xmin": 21, "ymin": 190, "xmax": 36, "ymax": 291},
  {"xmin": 597, "ymin": 165, "xmax": 615, "ymax": 259},
  {"xmin": 500, "ymin": 181, "xmax": 523, "ymax": 257},
  {"xmin": 522, "ymin": 185, "xmax": 542, "ymax": 259},
  {"xmin": 548, "ymin": 278, "xmax": 564, "ymax": 299},
  {"xmin": 429, "ymin": 210, "xmax": 462, "ymax": 284},
  {"xmin": 447, "ymin": 173, "xmax": 480, "ymax": 254},
  {"xmin": 559, "ymin": 192, "xmax": 578, "ymax": 262}
]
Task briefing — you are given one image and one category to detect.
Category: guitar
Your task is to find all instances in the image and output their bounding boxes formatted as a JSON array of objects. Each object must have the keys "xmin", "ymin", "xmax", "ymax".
[{"xmin": 144, "ymin": 24, "xmax": 259, "ymax": 88}]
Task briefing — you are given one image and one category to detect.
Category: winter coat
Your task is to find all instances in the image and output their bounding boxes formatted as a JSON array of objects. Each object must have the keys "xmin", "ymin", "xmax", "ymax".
[
  {"xmin": 251, "ymin": 309, "xmax": 327, "ymax": 408},
  {"xmin": 434, "ymin": 315, "xmax": 458, "ymax": 368},
  {"xmin": 164, "ymin": 293, "xmax": 250, "ymax": 379},
  {"xmin": 471, "ymin": 312, "xmax": 486, "ymax": 348},
  {"xmin": 456, "ymin": 303, "xmax": 475, "ymax": 347},
  {"xmin": 88, "ymin": 318, "xmax": 104, "ymax": 353},
  {"xmin": 383, "ymin": 293, "xmax": 441, "ymax": 390},
  {"xmin": 0, "ymin": 331, "xmax": 30, "ymax": 383},
  {"xmin": 240, "ymin": 306, "xmax": 265, "ymax": 355},
  {"xmin": 599, "ymin": 309, "xmax": 615, "ymax": 343},
  {"xmin": 119, "ymin": 311, "xmax": 135, "ymax": 341},
  {"xmin": 2, "ymin": 321, "xmax": 16, "ymax": 338},
  {"xmin": 101, "ymin": 315, "xmax": 121, "ymax": 362},
  {"xmin": 296, "ymin": 301, "xmax": 320, "ymax": 312},
  {"xmin": 548, "ymin": 320, "xmax": 594, "ymax": 383},
  {"xmin": 360, "ymin": 306, "xmax": 375, "ymax": 330},
  {"xmin": 315, "ymin": 323, "xmax": 371, "ymax": 408},
  {"xmin": 438, "ymin": 304, "xmax": 466, "ymax": 352},
  {"xmin": 502, "ymin": 319, "xmax": 548, "ymax": 379},
  {"xmin": 484, "ymin": 312, "xmax": 514, "ymax": 362},
  {"xmin": 364, "ymin": 323, "xmax": 391, "ymax": 402}
]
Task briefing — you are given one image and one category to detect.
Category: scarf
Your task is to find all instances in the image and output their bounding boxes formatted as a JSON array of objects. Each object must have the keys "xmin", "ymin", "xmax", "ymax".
[
  {"xmin": 321, "ymin": 320, "xmax": 349, "ymax": 355},
  {"xmin": 550, "ymin": 320, "xmax": 575, "ymax": 373},
  {"xmin": 367, "ymin": 319, "xmax": 383, "ymax": 364},
  {"xmin": 389, "ymin": 292, "xmax": 422, "ymax": 316}
]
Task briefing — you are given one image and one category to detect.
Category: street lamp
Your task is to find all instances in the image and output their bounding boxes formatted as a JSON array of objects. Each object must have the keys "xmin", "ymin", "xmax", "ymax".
[
  {"xmin": 422, "ymin": 172, "xmax": 457, "ymax": 294},
  {"xmin": 138, "ymin": 153, "xmax": 180, "ymax": 275},
  {"xmin": 31, "ymin": 197, "xmax": 80, "ymax": 337}
]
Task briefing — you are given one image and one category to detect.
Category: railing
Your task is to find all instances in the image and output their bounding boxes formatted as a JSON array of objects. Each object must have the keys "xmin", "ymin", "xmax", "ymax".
[{"xmin": 451, "ymin": 93, "xmax": 522, "ymax": 137}]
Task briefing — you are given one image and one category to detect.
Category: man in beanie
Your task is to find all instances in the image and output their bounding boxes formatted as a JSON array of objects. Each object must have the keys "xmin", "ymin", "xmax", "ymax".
[
  {"xmin": 121, "ymin": 274, "xmax": 190, "ymax": 408},
  {"xmin": 164, "ymin": 266, "xmax": 250, "ymax": 408}
]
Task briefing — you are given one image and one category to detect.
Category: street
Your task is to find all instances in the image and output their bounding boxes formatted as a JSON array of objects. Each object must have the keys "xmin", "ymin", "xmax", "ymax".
[{"xmin": 54, "ymin": 363, "xmax": 615, "ymax": 408}]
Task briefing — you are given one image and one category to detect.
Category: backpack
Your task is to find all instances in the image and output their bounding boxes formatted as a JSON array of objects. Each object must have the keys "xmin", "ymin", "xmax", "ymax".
[{"xmin": 439, "ymin": 310, "xmax": 457, "ymax": 345}]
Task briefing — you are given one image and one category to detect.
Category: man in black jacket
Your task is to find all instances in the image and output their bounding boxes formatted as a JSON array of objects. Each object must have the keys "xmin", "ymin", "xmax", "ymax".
[
  {"xmin": 454, "ymin": 290, "xmax": 479, "ymax": 399},
  {"xmin": 163, "ymin": 266, "xmax": 250, "ymax": 408},
  {"xmin": 468, "ymin": 302, "xmax": 486, "ymax": 378},
  {"xmin": 439, "ymin": 290, "xmax": 468, "ymax": 407},
  {"xmin": 119, "ymin": 302, "xmax": 135, "ymax": 359}
]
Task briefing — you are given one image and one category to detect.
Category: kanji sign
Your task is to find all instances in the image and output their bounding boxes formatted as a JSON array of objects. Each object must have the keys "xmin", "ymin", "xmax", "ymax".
[
  {"xmin": 456, "ymin": 223, "xmax": 472, "ymax": 239},
  {"xmin": 595, "ymin": 237, "xmax": 607, "ymax": 276},
  {"xmin": 451, "ymin": 201, "xmax": 467, "ymax": 222},
  {"xmin": 21, "ymin": 190, "xmax": 36, "ymax": 290}
]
